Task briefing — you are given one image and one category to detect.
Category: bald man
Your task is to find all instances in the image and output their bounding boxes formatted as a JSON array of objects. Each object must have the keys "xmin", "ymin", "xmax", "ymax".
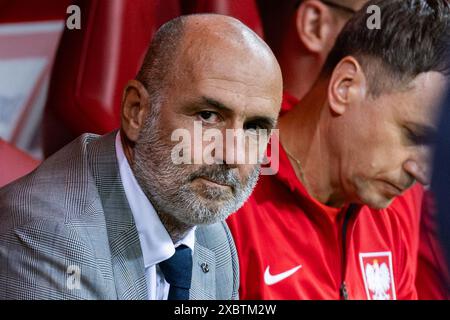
[{"xmin": 0, "ymin": 14, "xmax": 282, "ymax": 300}]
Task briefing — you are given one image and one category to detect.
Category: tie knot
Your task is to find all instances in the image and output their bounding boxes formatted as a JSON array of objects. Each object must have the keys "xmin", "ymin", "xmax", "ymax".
[{"xmin": 159, "ymin": 245, "xmax": 193, "ymax": 290}]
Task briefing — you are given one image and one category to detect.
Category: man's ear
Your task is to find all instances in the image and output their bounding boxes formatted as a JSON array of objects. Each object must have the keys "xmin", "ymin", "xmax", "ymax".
[
  {"xmin": 328, "ymin": 56, "xmax": 367, "ymax": 115},
  {"xmin": 296, "ymin": 0, "xmax": 335, "ymax": 54},
  {"xmin": 121, "ymin": 79, "xmax": 150, "ymax": 142}
]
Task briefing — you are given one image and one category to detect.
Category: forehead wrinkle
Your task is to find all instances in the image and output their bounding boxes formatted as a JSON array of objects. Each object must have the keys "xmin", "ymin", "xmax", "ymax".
[
  {"xmin": 176, "ymin": 45, "xmax": 277, "ymax": 96},
  {"xmin": 201, "ymin": 78, "xmax": 279, "ymax": 95},
  {"xmin": 183, "ymin": 16, "xmax": 273, "ymax": 60},
  {"xmin": 182, "ymin": 44, "xmax": 279, "ymax": 84},
  {"xmin": 178, "ymin": 21, "xmax": 281, "ymax": 84},
  {"xmin": 201, "ymin": 83, "xmax": 280, "ymax": 107},
  {"xmin": 181, "ymin": 26, "xmax": 258, "ymax": 64}
]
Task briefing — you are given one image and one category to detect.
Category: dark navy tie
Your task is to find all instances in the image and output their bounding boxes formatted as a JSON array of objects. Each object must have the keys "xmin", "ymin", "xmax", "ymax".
[{"xmin": 159, "ymin": 245, "xmax": 193, "ymax": 300}]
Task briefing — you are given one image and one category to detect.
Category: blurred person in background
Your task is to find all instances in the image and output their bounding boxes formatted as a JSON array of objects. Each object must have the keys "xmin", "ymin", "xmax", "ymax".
[{"xmin": 257, "ymin": 0, "xmax": 366, "ymax": 113}]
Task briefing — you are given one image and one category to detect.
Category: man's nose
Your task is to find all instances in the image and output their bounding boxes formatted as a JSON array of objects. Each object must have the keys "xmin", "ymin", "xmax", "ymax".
[
  {"xmin": 210, "ymin": 127, "xmax": 240, "ymax": 168},
  {"xmin": 403, "ymin": 148, "xmax": 432, "ymax": 186}
]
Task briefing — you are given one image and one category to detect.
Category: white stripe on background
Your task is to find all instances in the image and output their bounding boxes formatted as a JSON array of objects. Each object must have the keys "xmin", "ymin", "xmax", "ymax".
[{"xmin": 0, "ymin": 20, "xmax": 64, "ymax": 35}]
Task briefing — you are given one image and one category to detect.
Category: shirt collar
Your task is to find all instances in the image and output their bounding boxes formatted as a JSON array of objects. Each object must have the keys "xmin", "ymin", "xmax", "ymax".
[{"xmin": 115, "ymin": 132, "xmax": 196, "ymax": 268}]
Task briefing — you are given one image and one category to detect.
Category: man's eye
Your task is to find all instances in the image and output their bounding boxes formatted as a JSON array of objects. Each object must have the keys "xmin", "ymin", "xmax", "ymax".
[
  {"xmin": 198, "ymin": 111, "xmax": 219, "ymax": 123},
  {"xmin": 405, "ymin": 128, "xmax": 433, "ymax": 146},
  {"xmin": 244, "ymin": 122, "xmax": 264, "ymax": 133}
]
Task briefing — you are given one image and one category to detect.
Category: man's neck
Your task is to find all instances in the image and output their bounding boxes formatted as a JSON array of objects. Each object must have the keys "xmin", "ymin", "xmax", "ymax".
[
  {"xmin": 278, "ymin": 39, "xmax": 325, "ymax": 101},
  {"xmin": 157, "ymin": 212, "xmax": 193, "ymax": 244},
  {"xmin": 281, "ymin": 55, "xmax": 321, "ymax": 101},
  {"xmin": 279, "ymin": 80, "xmax": 345, "ymax": 208}
]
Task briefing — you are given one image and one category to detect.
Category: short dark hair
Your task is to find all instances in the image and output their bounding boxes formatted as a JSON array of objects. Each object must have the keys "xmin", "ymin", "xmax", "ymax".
[{"xmin": 323, "ymin": 0, "xmax": 450, "ymax": 96}]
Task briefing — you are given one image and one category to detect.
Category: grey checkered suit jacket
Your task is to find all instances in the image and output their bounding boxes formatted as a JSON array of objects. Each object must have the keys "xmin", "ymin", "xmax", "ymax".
[{"xmin": 0, "ymin": 132, "xmax": 239, "ymax": 300}]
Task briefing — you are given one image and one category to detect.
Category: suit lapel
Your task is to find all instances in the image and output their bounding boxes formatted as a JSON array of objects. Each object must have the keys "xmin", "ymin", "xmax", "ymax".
[
  {"xmin": 86, "ymin": 131, "xmax": 223, "ymax": 300},
  {"xmin": 87, "ymin": 131, "xmax": 148, "ymax": 300},
  {"xmin": 190, "ymin": 240, "xmax": 216, "ymax": 299}
]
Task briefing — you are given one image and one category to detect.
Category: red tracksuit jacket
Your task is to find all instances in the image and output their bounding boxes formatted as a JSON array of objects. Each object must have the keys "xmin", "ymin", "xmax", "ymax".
[
  {"xmin": 227, "ymin": 92, "xmax": 449, "ymax": 299},
  {"xmin": 227, "ymin": 143, "xmax": 424, "ymax": 299}
]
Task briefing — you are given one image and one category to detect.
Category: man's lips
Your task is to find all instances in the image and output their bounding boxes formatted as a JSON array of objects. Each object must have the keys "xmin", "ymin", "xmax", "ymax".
[
  {"xmin": 382, "ymin": 180, "xmax": 404, "ymax": 196},
  {"xmin": 196, "ymin": 176, "xmax": 232, "ymax": 189}
]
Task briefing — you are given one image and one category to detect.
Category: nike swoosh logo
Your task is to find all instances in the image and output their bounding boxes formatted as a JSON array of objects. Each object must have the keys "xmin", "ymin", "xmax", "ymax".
[{"xmin": 264, "ymin": 265, "xmax": 302, "ymax": 286}]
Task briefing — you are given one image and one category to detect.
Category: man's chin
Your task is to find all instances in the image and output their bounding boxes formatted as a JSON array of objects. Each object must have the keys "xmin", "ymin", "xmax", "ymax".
[
  {"xmin": 174, "ymin": 198, "xmax": 237, "ymax": 225},
  {"xmin": 177, "ymin": 209, "xmax": 232, "ymax": 226},
  {"xmin": 354, "ymin": 185, "xmax": 394, "ymax": 209},
  {"xmin": 360, "ymin": 194, "xmax": 395, "ymax": 210}
]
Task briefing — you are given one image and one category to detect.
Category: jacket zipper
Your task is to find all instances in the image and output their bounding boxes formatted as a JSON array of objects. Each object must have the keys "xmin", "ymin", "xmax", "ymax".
[
  {"xmin": 340, "ymin": 282, "xmax": 349, "ymax": 300},
  {"xmin": 339, "ymin": 204, "xmax": 356, "ymax": 300}
]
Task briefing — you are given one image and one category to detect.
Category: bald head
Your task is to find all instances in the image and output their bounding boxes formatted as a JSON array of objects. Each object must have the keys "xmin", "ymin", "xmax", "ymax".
[{"xmin": 136, "ymin": 14, "xmax": 282, "ymax": 109}]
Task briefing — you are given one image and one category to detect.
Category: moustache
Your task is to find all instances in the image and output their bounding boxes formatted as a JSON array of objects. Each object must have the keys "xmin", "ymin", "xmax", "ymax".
[{"xmin": 188, "ymin": 165, "xmax": 242, "ymax": 191}]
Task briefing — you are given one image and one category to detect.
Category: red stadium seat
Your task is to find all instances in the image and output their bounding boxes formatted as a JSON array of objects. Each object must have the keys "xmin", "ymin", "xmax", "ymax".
[
  {"xmin": 43, "ymin": 0, "xmax": 162, "ymax": 156},
  {"xmin": 181, "ymin": 0, "xmax": 264, "ymax": 37},
  {"xmin": 0, "ymin": 139, "xmax": 39, "ymax": 187},
  {"xmin": 154, "ymin": 0, "xmax": 182, "ymax": 30},
  {"xmin": 0, "ymin": 0, "xmax": 71, "ymax": 23}
]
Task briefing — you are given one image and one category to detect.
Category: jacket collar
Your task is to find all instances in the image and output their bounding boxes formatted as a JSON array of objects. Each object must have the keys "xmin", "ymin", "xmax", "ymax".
[
  {"xmin": 87, "ymin": 131, "xmax": 217, "ymax": 299},
  {"xmin": 87, "ymin": 130, "xmax": 148, "ymax": 299}
]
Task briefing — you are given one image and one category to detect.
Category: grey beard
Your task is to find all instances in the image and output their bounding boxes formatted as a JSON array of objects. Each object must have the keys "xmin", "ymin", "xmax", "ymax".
[{"xmin": 132, "ymin": 115, "xmax": 260, "ymax": 228}]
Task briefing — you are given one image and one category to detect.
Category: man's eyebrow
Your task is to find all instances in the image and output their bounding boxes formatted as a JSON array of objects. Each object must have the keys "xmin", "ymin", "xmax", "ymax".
[
  {"xmin": 245, "ymin": 116, "xmax": 277, "ymax": 129},
  {"xmin": 202, "ymin": 96, "xmax": 233, "ymax": 113},
  {"xmin": 201, "ymin": 96, "xmax": 277, "ymax": 128}
]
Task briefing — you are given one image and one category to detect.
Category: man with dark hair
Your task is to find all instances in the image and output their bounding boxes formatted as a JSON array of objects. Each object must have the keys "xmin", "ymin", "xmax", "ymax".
[
  {"xmin": 228, "ymin": 0, "xmax": 450, "ymax": 299},
  {"xmin": 0, "ymin": 14, "xmax": 283, "ymax": 299}
]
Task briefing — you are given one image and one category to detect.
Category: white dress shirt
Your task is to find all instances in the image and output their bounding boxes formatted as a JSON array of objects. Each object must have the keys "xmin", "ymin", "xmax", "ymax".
[{"xmin": 115, "ymin": 132, "xmax": 196, "ymax": 300}]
